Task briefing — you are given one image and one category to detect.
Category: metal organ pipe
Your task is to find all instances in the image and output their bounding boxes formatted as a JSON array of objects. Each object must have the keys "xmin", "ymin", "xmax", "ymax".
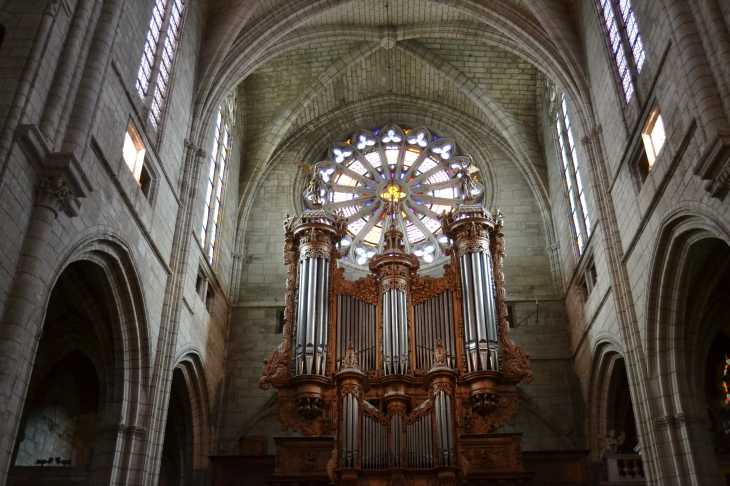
[
  {"xmin": 341, "ymin": 391, "xmax": 360, "ymax": 468},
  {"xmin": 382, "ymin": 288, "xmax": 410, "ymax": 375},
  {"xmin": 459, "ymin": 249, "xmax": 499, "ymax": 372},
  {"xmin": 414, "ymin": 292, "xmax": 456, "ymax": 369},
  {"xmin": 295, "ymin": 256, "xmax": 330, "ymax": 376},
  {"xmin": 434, "ymin": 391, "xmax": 454, "ymax": 466},
  {"xmin": 406, "ymin": 409, "xmax": 433, "ymax": 468}
]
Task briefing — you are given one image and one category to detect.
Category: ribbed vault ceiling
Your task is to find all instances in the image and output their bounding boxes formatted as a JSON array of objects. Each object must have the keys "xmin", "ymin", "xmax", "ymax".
[{"xmin": 204, "ymin": 0, "xmax": 585, "ymax": 248}]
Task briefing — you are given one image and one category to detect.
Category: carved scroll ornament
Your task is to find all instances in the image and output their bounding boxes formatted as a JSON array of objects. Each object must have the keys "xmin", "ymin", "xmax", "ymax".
[
  {"xmin": 331, "ymin": 268, "xmax": 379, "ymax": 305},
  {"xmin": 463, "ymin": 395, "xmax": 519, "ymax": 434},
  {"xmin": 490, "ymin": 219, "xmax": 533, "ymax": 383},
  {"xmin": 405, "ymin": 399, "xmax": 433, "ymax": 424},
  {"xmin": 278, "ymin": 400, "xmax": 332, "ymax": 437},
  {"xmin": 260, "ymin": 235, "xmax": 298, "ymax": 390},
  {"xmin": 411, "ymin": 263, "xmax": 460, "ymax": 305}
]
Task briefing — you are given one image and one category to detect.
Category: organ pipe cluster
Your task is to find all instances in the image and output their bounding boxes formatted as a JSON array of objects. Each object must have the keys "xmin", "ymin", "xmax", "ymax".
[
  {"xmin": 441, "ymin": 204, "xmax": 503, "ymax": 373},
  {"xmin": 290, "ymin": 209, "xmax": 346, "ymax": 377}
]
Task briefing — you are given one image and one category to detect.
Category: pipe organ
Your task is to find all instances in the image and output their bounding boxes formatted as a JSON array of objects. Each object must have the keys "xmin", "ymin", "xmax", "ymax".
[{"xmin": 261, "ymin": 201, "xmax": 534, "ymax": 485}]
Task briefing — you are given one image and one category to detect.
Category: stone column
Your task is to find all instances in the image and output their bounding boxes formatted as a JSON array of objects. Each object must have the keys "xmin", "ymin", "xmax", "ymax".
[{"xmin": 0, "ymin": 175, "xmax": 82, "ymax": 484}]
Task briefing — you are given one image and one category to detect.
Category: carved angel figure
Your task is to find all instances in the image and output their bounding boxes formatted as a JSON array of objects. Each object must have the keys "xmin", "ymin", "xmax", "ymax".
[
  {"xmin": 299, "ymin": 161, "xmax": 329, "ymax": 205},
  {"xmin": 341, "ymin": 342, "xmax": 359, "ymax": 369},
  {"xmin": 432, "ymin": 338, "xmax": 448, "ymax": 367},
  {"xmin": 599, "ymin": 429, "xmax": 625, "ymax": 459}
]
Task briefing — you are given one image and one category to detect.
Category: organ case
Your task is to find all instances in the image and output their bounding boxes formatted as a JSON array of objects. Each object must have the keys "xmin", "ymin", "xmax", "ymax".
[{"xmin": 260, "ymin": 203, "xmax": 533, "ymax": 485}]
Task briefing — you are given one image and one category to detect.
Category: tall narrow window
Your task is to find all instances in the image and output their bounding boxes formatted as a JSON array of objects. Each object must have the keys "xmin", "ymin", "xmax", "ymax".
[
  {"xmin": 200, "ymin": 94, "xmax": 236, "ymax": 265},
  {"xmin": 136, "ymin": 0, "xmax": 185, "ymax": 130},
  {"xmin": 555, "ymin": 93, "xmax": 591, "ymax": 255},
  {"xmin": 598, "ymin": 0, "xmax": 646, "ymax": 103}
]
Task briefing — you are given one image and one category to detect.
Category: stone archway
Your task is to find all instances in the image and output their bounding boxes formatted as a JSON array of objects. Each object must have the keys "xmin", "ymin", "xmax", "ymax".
[
  {"xmin": 645, "ymin": 210, "xmax": 730, "ymax": 486},
  {"xmin": 589, "ymin": 342, "xmax": 641, "ymax": 482},
  {"xmin": 6, "ymin": 259, "xmax": 131, "ymax": 485}
]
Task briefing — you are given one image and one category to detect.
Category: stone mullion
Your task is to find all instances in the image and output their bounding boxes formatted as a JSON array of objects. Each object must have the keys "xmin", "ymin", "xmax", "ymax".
[
  {"xmin": 135, "ymin": 140, "xmax": 206, "ymax": 486},
  {"xmin": 559, "ymin": 111, "xmax": 588, "ymax": 250},
  {"xmin": 579, "ymin": 128, "xmax": 661, "ymax": 483},
  {"xmin": 142, "ymin": 0, "xmax": 176, "ymax": 122}
]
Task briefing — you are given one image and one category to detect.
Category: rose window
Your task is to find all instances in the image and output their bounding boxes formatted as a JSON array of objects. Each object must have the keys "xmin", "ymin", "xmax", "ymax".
[{"xmin": 304, "ymin": 124, "xmax": 484, "ymax": 267}]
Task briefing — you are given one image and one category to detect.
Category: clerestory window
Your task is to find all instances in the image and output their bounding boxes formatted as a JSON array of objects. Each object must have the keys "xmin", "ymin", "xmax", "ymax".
[
  {"xmin": 555, "ymin": 93, "xmax": 591, "ymax": 255},
  {"xmin": 200, "ymin": 94, "xmax": 236, "ymax": 265},
  {"xmin": 598, "ymin": 0, "xmax": 646, "ymax": 103},
  {"xmin": 136, "ymin": 0, "xmax": 186, "ymax": 130}
]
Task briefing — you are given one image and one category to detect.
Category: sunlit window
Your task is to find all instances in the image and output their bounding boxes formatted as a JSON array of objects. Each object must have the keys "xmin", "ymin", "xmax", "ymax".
[
  {"xmin": 122, "ymin": 124, "xmax": 146, "ymax": 183},
  {"xmin": 555, "ymin": 93, "xmax": 591, "ymax": 255},
  {"xmin": 641, "ymin": 106, "xmax": 665, "ymax": 168},
  {"xmin": 136, "ymin": 0, "xmax": 186, "ymax": 130},
  {"xmin": 598, "ymin": 0, "xmax": 646, "ymax": 103},
  {"xmin": 200, "ymin": 93, "xmax": 236, "ymax": 265}
]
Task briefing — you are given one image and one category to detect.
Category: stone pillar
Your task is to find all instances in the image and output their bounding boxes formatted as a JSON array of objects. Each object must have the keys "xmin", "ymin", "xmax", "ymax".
[{"xmin": 0, "ymin": 175, "xmax": 82, "ymax": 484}]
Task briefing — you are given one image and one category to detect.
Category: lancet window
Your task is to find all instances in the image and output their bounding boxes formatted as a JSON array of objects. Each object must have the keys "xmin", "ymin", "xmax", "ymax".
[
  {"xmin": 598, "ymin": 0, "xmax": 646, "ymax": 103},
  {"xmin": 136, "ymin": 0, "xmax": 186, "ymax": 129},
  {"xmin": 200, "ymin": 94, "xmax": 235, "ymax": 265},
  {"xmin": 555, "ymin": 93, "xmax": 591, "ymax": 255},
  {"xmin": 313, "ymin": 125, "xmax": 484, "ymax": 268},
  {"xmin": 724, "ymin": 355, "xmax": 730, "ymax": 406}
]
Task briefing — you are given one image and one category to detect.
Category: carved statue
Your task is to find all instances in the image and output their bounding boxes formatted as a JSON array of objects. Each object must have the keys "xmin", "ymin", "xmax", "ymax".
[
  {"xmin": 300, "ymin": 161, "xmax": 329, "ymax": 206},
  {"xmin": 599, "ymin": 429, "xmax": 626, "ymax": 459},
  {"xmin": 341, "ymin": 342, "xmax": 359, "ymax": 370},
  {"xmin": 433, "ymin": 338, "xmax": 448, "ymax": 367}
]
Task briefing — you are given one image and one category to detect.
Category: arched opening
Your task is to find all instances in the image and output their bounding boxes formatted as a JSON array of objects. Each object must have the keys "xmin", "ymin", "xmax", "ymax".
[
  {"xmin": 606, "ymin": 358, "xmax": 638, "ymax": 455},
  {"xmin": 159, "ymin": 368, "xmax": 194, "ymax": 486},
  {"xmin": 13, "ymin": 351, "xmax": 100, "ymax": 467},
  {"xmin": 6, "ymin": 259, "xmax": 129, "ymax": 485},
  {"xmin": 705, "ymin": 332, "xmax": 730, "ymax": 474},
  {"xmin": 647, "ymin": 217, "xmax": 730, "ymax": 484}
]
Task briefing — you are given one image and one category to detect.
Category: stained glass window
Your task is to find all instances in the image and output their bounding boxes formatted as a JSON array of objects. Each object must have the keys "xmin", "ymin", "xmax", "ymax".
[
  {"xmin": 555, "ymin": 93, "xmax": 591, "ymax": 255},
  {"xmin": 311, "ymin": 125, "xmax": 484, "ymax": 267},
  {"xmin": 722, "ymin": 355, "xmax": 730, "ymax": 405},
  {"xmin": 598, "ymin": 0, "xmax": 646, "ymax": 103},
  {"xmin": 136, "ymin": 0, "xmax": 186, "ymax": 129},
  {"xmin": 200, "ymin": 93, "xmax": 236, "ymax": 265}
]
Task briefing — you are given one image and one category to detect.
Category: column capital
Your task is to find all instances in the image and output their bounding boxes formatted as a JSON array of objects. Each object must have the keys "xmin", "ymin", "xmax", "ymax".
[
  {"xmin": 16, "ymin": 124, "xmax": 92, "ymax": 217},
  {"xmin": 184, "ymin": 139, "xmax": 207, "ymax": 158},
  {"xmin": 35, "ymin": 176, "xmax": 78, "ymax": 217}
]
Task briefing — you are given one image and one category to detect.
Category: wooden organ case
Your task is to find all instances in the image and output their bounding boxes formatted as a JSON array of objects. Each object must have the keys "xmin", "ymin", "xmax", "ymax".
[{"xmin": 260, "ymin": 202, "xmax": 534, "ymax": 486}]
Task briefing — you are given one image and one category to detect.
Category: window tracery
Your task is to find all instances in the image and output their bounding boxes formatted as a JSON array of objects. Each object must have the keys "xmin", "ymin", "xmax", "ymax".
[
  {"xmin": 722, "ymin": 355, "xmax": 730, "ymax": 406},
  {"xmin": 554, "ymin": 93, "xmax": 591, "ymax": 255},
  {"xmin": 309, "ymin": 125, "xmax": 484, "ymax": 267},
  {"xmin": 136, "ymin": 0, "xmax": 185, "ymax": 130},
  {"xmin": 598, "ymin": 0, "xmax": 646, "ymax": 103},
  {"xmin": 200, "ymin": 93, "xmax": 236, "ymax": 265}
]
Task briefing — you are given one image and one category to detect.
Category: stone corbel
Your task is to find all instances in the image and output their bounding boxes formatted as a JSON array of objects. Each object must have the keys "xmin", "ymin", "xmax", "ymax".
[
  {"xmin": 694, "ymin": 131, "xmax": 730, "ymax": 199},
  {"xmin": 16, "ymin": 124, "xmax": 92, "ymax": 217}
]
